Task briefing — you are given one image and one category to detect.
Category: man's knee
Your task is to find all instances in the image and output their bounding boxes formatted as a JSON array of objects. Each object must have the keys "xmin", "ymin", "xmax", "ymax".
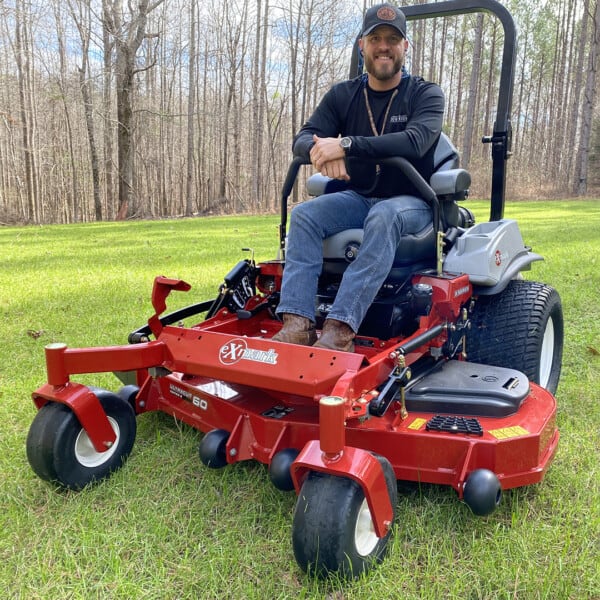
[
  {"xmin": 365, "ymin": 200, "xmax": 403, "ymax": 230},
  {"xmin": 367, "ymin": 199, "xmax": 431, "ymax": 235},
  {"xmin": 289, "ymin": 199, "xmax": 317, "ymax": 229}
]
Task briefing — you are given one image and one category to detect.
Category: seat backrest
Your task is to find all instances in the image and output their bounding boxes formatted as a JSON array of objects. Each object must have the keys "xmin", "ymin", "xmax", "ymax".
[{"xmin": 433, "ymin": 133, "xmax": 460, "ymax": 172}]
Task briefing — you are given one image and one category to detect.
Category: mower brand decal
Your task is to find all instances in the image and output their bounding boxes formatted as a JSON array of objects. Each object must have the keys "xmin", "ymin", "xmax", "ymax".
[
  {"xmin": 408, "ymin": 417, "xmax": 427, "ymax": 430},
  {"xmin": 169, "ymin": 384, "xmax": 208, "ymax": 410},
  {"xmin": 454, "ymin": 285, "xmax": 470, "ymax": 298},
  {"xmin": 495, "ymin": 249, "xmax": 508, "ymax": 266},
  {"xmin": 488, "ymin": 425, "xmax": 530, "ymax": 439},
  {"xmin": 219, "ymin": 338, "xmax": 278, "ymax": 366}
]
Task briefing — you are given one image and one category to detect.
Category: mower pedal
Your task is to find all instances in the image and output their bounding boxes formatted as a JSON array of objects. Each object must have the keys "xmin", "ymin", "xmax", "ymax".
[{"xmin": 425, "ymin": 415, "xmax": 483, "ymax": 436}]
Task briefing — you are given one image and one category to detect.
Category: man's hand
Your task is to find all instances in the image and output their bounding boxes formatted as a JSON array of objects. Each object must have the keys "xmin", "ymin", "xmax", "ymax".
[{"xmin": 310, "ymin": 135, "xmax": 350, "ymax": 181}]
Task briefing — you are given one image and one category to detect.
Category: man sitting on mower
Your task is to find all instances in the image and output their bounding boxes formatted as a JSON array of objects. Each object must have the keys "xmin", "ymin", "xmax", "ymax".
[{"xmin": 274, "ymin": 3, "xmax": 445, "ymax": 352}]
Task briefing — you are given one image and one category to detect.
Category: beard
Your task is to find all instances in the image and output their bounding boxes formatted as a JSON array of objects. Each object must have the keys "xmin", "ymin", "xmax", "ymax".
[{"xmin": 363, "ymin": 54, "xmax": 403, "ymax": 82}]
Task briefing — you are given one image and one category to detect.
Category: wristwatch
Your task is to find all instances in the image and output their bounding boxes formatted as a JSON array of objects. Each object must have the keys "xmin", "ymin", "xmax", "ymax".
[{"xmin": 340, "ymin": 137, "xmax": 352, "ymax": 152}]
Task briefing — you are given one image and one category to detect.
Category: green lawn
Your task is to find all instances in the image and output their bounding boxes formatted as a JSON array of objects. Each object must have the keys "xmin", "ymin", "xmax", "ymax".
[{"xmin": 0, "ymin": 201, "xmax": 598, "ymax": 599}]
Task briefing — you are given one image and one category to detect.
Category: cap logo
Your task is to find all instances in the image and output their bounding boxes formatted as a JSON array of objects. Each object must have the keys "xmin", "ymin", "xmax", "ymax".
[{"xmin": 377, "ymin": 7, "xmax": 397, "ymax": 21}]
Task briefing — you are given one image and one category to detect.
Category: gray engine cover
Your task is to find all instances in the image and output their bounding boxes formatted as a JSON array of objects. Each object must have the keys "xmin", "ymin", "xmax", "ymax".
[{"xmin": 443, "ymin": 218, "xmax": 542, "ymax": 288}]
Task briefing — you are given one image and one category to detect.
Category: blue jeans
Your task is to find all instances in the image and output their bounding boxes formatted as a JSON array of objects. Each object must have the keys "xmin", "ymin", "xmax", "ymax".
[{"xmin": 276, "ymin": 190, "xmax": 432, "ymax": 332}]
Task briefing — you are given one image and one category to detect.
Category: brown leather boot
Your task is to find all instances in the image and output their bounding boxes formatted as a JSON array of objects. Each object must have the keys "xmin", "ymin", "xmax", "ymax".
[
  {"xmin": 272, "ymin": 313, "xmax": 317, "ymax": 345},
  {"xmin": 314, "ymin": 319, "xmax": 355, "ymax": 352}
]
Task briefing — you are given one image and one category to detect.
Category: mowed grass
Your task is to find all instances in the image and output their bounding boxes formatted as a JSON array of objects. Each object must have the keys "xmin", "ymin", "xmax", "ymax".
[{"xmin": 0, "ymin": 202, "xmax": 598, "ymax": 599}]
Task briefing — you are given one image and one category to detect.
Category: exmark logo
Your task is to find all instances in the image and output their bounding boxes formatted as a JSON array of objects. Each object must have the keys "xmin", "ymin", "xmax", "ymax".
[
  {"xmin": 454, "ymin": 285, "xmax": 470, "ymax": 298},
  {"xmin": 219, "ymin": 338, "xmax": 279, "ymax": 366},
  {"xmin": 495, "ymin": 249, "xmax": 509, "ymax": 266}
]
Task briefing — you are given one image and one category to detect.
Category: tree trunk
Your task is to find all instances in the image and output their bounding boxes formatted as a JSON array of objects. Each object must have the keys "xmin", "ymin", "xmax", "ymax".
[
  {"xmin": 185, "ymin": 0, "xmax": 196, "ymax": 217},
  {"xmin": 452, "ymin": 24, "xmax": 467, "ymax": 141},
  {"xmin": 115, "ymin": 49, "xmax": 135, "ymax": 219},
  {"xmin": 461, "ymin": 14, "xmax": 484, "ymax": 169},
  {"xmin": 575, "ymin": 0, "xmax": 600, "ymax": 195},
  {"xmin": 567, "ymin": 0, "xmax": 590, "ymax": 189},
  {"xmin": 104, "ymin": 0, "xmax": 165, "ymax": 219},
  {"xmin": 102, "ymin": 3, "xmax": 115, "ymax": 219},
  {"xmin": 14, "ymin": 0, "xmax": 37, "ymax": 223},
  {"xmin": 68, "ymin": 0, "xmax": 102, "ymax": 221},
  {"xmin": 54, "ymin": 3, "xmax": 79, "ymax": 222}
]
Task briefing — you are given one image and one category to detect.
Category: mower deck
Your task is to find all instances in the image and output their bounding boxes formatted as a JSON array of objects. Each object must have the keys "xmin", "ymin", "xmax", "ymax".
[{"xmin": 34, "ymin": 287, "xmax": 559, "ymax": 496}]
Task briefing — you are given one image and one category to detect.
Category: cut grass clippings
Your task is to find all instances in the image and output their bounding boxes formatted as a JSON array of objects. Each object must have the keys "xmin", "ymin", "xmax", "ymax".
[{"xmin": 0, "ymin": 202, "xmax": 599, "ymax": 599}]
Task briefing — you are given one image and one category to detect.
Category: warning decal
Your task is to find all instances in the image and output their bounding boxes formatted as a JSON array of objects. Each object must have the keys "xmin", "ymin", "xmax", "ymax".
[
  {"xmin": 408, "ymin": 417, "xmax": 427, "ymax": 431},
  {"xmin": 489, "ymin": 425, "xmax": 530, "ymax": 439}
]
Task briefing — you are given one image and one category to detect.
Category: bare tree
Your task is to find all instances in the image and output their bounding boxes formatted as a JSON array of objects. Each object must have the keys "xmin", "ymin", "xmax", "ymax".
[
  {"xmin": 66, "ymin": 0, "xmax": 103, "ymax": 221},
  {"xmin": 566, "ymin": 0, "xmax": 588, "ymax": 190},
  {"xmin": 185, "ymin": 0, "xmax": 197, "ymax": 216},
  {"xmin": 14, "ymin": 0, "xmax": 38, "ymax": 222},
  {"xmin": 102, "ymin": 2, "xmax": 116, "ymax": 219},
  {"xmin": 575, "ymin": 0, "xmax": 600, "ymax": 195},
  {"xmin": 103, "ymin": 0, "xmax": 165, "ymax": 219},
  {"xmin": 461, "ymin": 14, "xmax": 484, "ymax": 169},
  {"xmin": 51, "ymin": 3, "xmax": 79, "ymax": 222}
]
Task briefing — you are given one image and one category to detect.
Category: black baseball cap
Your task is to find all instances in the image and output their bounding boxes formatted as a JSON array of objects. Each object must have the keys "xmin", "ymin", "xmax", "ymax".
[{"xmin": 362, "ymin": 3, "xmax": 407, "ymax": 38}]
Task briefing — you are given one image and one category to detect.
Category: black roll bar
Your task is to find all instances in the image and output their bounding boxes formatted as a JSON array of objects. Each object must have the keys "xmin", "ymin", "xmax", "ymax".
[{"xmin": 279, "ymin": 156, "xmax": 307, "ymax": 255}]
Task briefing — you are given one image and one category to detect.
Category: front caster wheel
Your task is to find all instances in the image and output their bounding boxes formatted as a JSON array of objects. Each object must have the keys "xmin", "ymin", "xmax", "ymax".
[
  {"xmin": 269, "ymin": 448, "xmax": 299, "ymax": 491},
  {"xmin": 292, "ymin": 456, "xmax": 397, "ymax": 578},
  {"xmin": 26, "ymin": 390, "xmax": 136, "ymax": 490}
]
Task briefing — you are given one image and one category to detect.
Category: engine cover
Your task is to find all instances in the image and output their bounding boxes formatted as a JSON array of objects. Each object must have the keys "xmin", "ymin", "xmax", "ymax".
[{"xmin": 443, "ymin": 219, "xmax": 542, "ymax": 287}]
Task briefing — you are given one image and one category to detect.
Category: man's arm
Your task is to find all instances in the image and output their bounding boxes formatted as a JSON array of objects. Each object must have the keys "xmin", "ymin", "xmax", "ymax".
[{"xmin": 292, "ymin": 87, "xmax": 344, "ymax": 160}]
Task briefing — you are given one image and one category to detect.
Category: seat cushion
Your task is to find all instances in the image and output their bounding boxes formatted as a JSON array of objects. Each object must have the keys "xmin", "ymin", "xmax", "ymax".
[{"xmin": 322, "ymin": 221, "xmax": 435, "ymax": 278}]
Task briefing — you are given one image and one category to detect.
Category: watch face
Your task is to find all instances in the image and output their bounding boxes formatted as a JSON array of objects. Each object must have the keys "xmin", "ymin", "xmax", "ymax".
[{"xmin": 341, "ymin": 137, "xmax": 352, "ymax": 149}]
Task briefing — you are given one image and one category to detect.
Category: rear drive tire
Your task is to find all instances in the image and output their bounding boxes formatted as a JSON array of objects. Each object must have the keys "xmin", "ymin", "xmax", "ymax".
[
  {"xmin": 26, "ymin": 391, "xmax": 136, "ymax": 490},
  {"xmin": 466, "ymin": 280, "xmax": 563, "ymax": 393}
]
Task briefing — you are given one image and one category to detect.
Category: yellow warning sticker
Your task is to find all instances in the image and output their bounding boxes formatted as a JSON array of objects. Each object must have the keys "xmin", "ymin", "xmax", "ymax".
[
  {"xmin": 488, "ymin": 425, "xmax": 530, "ymax": 439},
  {"xmin": 408, "ymin": 417, "xmax": 427, "ymax": 431}
]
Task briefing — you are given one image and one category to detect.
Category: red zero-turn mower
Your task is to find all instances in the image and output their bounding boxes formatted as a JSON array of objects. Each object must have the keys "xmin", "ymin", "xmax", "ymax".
[{"xmin": 27, "ymin": 0, "xmax": 563, "ymax": 578}]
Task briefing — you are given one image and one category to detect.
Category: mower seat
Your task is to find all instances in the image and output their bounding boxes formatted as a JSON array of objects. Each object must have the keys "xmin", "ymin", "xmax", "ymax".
[{"xmin": 309, "ymin": 134, "xmax": 471, "ymax": 283}]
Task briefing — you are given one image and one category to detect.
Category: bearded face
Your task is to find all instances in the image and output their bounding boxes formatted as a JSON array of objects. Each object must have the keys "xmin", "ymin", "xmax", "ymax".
[
  {"xmin": 363, "ymin": 50, "xmax": 403, "ymax": 82},
  {"xmin": 360, "ymin": 25, "xmax": 407, "ymax": 86}
]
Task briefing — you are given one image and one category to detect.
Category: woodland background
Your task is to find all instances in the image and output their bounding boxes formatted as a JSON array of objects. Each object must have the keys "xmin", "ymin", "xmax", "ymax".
[{"xmin": 0, "ymin": 0, "xmax": 598, "ymax": 225}]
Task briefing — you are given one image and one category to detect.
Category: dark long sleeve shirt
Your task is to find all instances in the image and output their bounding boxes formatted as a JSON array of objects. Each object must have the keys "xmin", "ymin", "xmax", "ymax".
[{"xmin": 293, "ymin": 73, "xmax": 445, "ymax": 197}]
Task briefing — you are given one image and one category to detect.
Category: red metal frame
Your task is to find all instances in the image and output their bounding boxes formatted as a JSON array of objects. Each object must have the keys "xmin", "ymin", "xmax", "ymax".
[{"xmin": 31, "ymin": 270, "xmax": 559, "ymax": 535}]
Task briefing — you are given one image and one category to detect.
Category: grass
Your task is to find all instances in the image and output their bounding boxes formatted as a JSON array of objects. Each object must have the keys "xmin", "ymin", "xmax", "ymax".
[{"xmin": 0, "ymin": 202, "xmax": 599, "ymax": 599}]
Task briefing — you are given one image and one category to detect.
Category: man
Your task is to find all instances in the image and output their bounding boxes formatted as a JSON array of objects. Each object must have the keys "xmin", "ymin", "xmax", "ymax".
[{"xmin": 274, "ymin": 3, "xmax": 445, "ymax": 351}]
